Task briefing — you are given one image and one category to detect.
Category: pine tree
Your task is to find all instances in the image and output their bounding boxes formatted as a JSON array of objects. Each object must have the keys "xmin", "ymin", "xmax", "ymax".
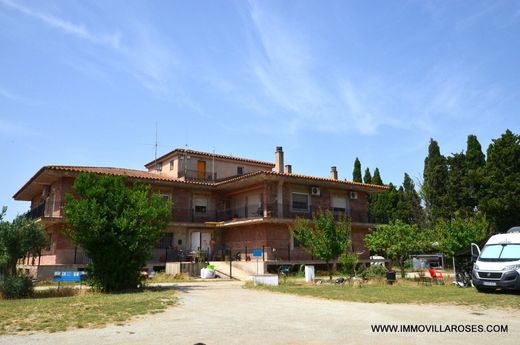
[
  {"xmin": 479, "ymin": 130, "xmax": 520, "ymax": 232},
  {"xmin": 372, "ymin": 168, "xmax": 383, "ymax": 185},
  {"xmin": 422, "ymin": 139, "xmax": 449, "ymax": 222},
  {"xmin": 353, "ymin": 158, "xmax": 362, "ymax": 182},
  {"xmin": 363, "ymin": 168, "xmax": 372, "ymax": 184}
]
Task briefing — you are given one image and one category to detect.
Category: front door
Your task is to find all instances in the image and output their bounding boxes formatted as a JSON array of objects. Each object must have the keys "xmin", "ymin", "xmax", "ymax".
[
  {"xmin": 197, "ymin": 160, "xmax": 206, "ymax": 179},
  {"xmin": 191, "ymin": 231, "xmax": 200, "ymax": 250},
  {"xmin": 191, "ymin": 231, "xmax": 211, "ymax": 251}
]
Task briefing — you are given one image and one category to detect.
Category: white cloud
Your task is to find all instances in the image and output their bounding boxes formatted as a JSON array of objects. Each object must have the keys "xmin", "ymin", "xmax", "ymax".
[
  {"xmin": 0, "ymin": 0, "xmax": 182, "ymax": 101},
  {"xmin": 0, "ymin": 0, "xmax": 120, "ymax": 49}
]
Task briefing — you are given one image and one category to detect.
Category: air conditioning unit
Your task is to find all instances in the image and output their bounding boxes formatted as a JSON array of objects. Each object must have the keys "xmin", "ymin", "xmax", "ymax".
[
  {"xmin": 311, "ymin": 187, "xmax": 321, "ymax": 196},
  {"xmin": 349, "ymin": 191, "xmax": 358, "ymax": 200}
]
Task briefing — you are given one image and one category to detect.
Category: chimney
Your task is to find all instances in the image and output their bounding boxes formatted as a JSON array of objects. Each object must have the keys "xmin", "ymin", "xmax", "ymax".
[
  {"xmin": 330, "ymin": 166, "xmax": 338, "ymax": 180},
  {"xmin": 275, "ymin": 146, "xmax": 284, "ymax": 173},
  {"xmin": 284, "ymin": 165, "xmax": 292, "ymax": 174}
]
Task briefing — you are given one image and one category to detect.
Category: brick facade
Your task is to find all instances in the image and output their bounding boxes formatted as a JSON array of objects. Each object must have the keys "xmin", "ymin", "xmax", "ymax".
[{"xmin": 15, "ymin": 147, "xmax": 386, "ymax": 274}]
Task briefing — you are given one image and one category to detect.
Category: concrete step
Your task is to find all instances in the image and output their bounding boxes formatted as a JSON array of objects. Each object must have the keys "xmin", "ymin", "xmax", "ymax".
[{"xmin": 210, "ymin": 261, "xmax": 258, "ymax": 281}]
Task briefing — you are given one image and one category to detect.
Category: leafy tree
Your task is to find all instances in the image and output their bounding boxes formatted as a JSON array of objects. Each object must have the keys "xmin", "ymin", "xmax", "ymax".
[
  {"xmin": 0, "ymin": 208, "xmax": 48, "ymax": 277},
  {"xmin": 435, "ymin": 213, "xmax": 489, "ymax": 257},
  {"xmin": 353, "ymin": 158, "xmax": 362, "ymax": 183},
  {"xmin": 422, "ymin": 139, "xmax": 449, "ymax": 222},
  {"xmin": 363, "ymin": 168, "xmax": 372, "ymax": 184},
  {"xmin": 372, "ymin": 168, "xmax": 383, "ymax": 185},
  {"xmin": 478, "ymin": 130, "xmax": 520, "ymax": 232},
  {"xmin": 365, "ymin": 220, "xmax": 431, "ymax": 278},
  {"xmin": 64, "ymin": 173, "xmax": 171, "ymax": 291},
  {"xmin": 291, "ymin": 210, "xmax": 351, "ymax": 280}
]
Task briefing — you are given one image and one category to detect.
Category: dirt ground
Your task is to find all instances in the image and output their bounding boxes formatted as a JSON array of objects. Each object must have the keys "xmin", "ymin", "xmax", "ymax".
[{"xmin": 1, "ymin": 280, "xmax": 519, "ymax": 345}]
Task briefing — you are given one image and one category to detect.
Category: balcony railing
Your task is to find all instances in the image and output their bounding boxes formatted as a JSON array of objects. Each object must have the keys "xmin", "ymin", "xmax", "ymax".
[
  {"xmin": 24, "ymin": 200, "xmax": 374, "ymax": 224},
  {"xmin": 170, "ymin": 203, "xmax": 374, "ymax": 224},
  {"xmin": 177, "ymin": 169, "xmax": 247, "ymax": 182},
  {"xmin": 25, "ymin": 201, "xmax": 65, "ymax": 220}
]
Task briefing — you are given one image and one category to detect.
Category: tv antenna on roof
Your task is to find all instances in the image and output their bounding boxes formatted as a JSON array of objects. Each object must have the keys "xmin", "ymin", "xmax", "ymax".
[{"xmin": 154, "ymin": 122, "xmax": 158, "ymax": 172}]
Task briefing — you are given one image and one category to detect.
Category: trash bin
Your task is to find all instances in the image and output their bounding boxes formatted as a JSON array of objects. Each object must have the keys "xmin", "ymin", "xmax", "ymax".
[
  {"xmin": 386, "ymin": 271, "xmax": 396, "ymax": 285},
  {"xmin": 305, "ymin": 265, "xmax": 315, "ymax": 282}
]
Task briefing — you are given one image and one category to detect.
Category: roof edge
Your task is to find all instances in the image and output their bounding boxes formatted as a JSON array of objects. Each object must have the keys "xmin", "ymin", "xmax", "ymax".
[{"xmin": 144, "ymin": 148, "xmax": 275, "ymax": 168}]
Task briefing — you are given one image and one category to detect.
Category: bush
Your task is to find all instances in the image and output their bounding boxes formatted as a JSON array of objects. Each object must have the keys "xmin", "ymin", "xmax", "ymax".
[
  {"xmin": 0, "ymin": 276, "xmax": 34, "ymax": 299},
  {"xmin": 359, "ymin": 265, "xmax": 387, "ymax": 280},
  {"xmin": 339, "ymin": 252, "xmax": 359, "ymax": 277}
]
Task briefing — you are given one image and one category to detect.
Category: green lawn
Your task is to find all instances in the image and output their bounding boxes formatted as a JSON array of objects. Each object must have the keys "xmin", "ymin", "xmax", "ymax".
[
  {"xmin": 251, "ymin": 278, "xmax": 520, "ymax": 309},
  {"xmin": 0, "ymin": 288, "xmax": 177, "ymax": 335}
]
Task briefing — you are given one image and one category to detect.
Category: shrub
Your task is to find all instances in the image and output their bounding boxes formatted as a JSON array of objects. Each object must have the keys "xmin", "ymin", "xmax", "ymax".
[
  {"xmin": 0, "ymin": 275, "xmax": 33, "ymax": 299},
  {"xmin": 359, "ymin": 265, "xmax": 387, "ymax": 280},
  {"xmin": 339, "ymin": 252, "xmax": 359, "ymax": 277}
]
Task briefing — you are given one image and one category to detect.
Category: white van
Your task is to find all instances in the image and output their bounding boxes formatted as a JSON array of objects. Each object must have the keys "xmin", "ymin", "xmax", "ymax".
[{"xmin": 472, "ymin": 227, "xmax": 520, "ymax": 292}]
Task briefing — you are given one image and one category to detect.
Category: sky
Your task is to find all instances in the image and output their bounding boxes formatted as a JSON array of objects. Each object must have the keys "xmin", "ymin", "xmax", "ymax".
[{"xmin": 1, "ymin": 0, "xmax": 519, "ymax": 220}]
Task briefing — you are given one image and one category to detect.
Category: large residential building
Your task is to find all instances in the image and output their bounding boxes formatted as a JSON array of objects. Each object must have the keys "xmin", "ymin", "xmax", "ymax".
[{"xmin": 14, "ymin": 146, "xmax": 387, "ymax": 277}]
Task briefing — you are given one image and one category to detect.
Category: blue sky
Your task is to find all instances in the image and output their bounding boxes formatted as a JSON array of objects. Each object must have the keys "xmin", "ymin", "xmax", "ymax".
[{"xmin": 1, "ymin": 0, "xmax": 519, "ymax": 220}]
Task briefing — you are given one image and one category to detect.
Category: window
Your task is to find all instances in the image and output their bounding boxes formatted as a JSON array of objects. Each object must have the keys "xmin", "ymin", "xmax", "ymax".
[
  {"xmin": 156, "ymin": 162, "xmax": 162, "ymax": 172},
  {"xmin": 160, "ymin": 194, "xmax": 170, "ymax": 202},
  {"xmin": 292, "ymin": 192, "xmax": 309, "ymax": 211},
  {"xmin": 331, "ymin": 196, "xmax": 347, "ymax": 215},
  {"xmin": 194, "ymin": 198, "xmax": 208, "ymax": 214},
  {"xmin": 237, "ymin": 166, "xmax": 244, "ymax": 175},
  {"xmin": 169, "ymin": 160, "xmax": 174, "ymax": 171}
]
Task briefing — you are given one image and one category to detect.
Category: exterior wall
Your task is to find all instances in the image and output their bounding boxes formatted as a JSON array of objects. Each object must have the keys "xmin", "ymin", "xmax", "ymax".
[
  {"xmin": 352, "ymin": 226, "xmax": 370, "ymax": 259},
  {"xmin": 151, "ymin": 154, "xmax": 271, "ymax": 180},
  {"xmin": 20, "ymin": 168, "xmax": 378, "ymax": 271}
]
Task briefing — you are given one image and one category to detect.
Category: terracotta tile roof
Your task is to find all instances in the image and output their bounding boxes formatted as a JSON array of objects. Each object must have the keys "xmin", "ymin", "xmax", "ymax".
[
  {"xmin": 44, "ymin": 166, "xmax": 215, "ymax": 185},
  {"xmin": 215, "ymin": 170, "xmax": 389, "ymax": 190},
  {"xmin": 14, "ymin": 164, "xmax": 387, "ymax": 200},
  {"xmin": 144, "ymin": 148, "xmax": 275, "ymax": 168}
]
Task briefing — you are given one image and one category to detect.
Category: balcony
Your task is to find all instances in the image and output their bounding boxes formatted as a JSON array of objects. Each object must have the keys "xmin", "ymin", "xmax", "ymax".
[
  {"xmin": 170, "ymin": 203, "xmax": 374, "ymax": 224},
  {"xmin": 177, "ymin": 169, "xmax": 245, "ymax": 182},
  {"xmin": 25, "ymin": 201, "xmax": 65, "ymax": 220}
]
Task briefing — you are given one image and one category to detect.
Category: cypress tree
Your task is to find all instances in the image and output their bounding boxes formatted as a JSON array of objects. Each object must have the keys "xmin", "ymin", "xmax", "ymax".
[
  {"xmin": 372, "ymin": 168, "xmax": 383, "ymax": 185},
  {"xmin": 394, "ymin": 173, "xmax": 425, "ymax": 226},
  {"xmin": 369, "ymin": 183, "xmax": 399, "ymax": 224},
  {"xmin": 465, "ymin": 135, "xmax": 485, "ymax": 211},
  {"xmin": 353, "ymin": 158, "xmax": 362, "ymax": 182},
  {"xmin": 422, "ymin": 139, "xmax": 449, "ymax": 222},
  {"xmin": 479, "ymin": 130, "xmax": 520, "ymax": 232},
  {"xmin": 363, "ymin": 168, "xmax": 372, "ymax": 184},
  {"xmin": 446, "ymin": 152, "xmax": 469, "ymax": 216}
]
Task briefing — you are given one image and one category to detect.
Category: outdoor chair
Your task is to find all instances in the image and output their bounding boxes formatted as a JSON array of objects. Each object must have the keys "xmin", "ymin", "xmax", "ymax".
[
  {"xmin": 428, "ymin": 268, "xmax": 445, "ymax": 285},
  {"xmin": 416, "ymin": 269, "xmax": 431, "ymax": 286}
]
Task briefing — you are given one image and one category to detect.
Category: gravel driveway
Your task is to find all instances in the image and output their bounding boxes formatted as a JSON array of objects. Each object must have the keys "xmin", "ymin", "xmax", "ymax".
[{"xmin": 1, "ymin": 280, "xmax": 519, "ymax": 345}]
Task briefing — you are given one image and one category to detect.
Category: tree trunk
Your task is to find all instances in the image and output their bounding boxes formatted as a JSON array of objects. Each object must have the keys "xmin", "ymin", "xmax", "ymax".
[
  {"xmin": 327, "ymin": 260, "xmax": 332, "ymax": 281},
  {"xmin": 399, "ymin": 260, "xmax": 406, "ymax": 278}
]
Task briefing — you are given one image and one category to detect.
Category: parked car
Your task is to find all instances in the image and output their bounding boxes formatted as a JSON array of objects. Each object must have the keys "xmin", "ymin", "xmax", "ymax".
[{"xmin": 472, "ymin": 227, "xmax": 520, "ymax": 292}]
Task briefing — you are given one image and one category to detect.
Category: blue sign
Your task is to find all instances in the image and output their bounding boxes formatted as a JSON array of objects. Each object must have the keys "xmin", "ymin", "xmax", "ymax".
[
  {"xmin": 252, "ymin": 248, "xmax": 262, "ymax": 257},
  {"xmin": 53, "ymin": 271, "xmax": 87, "ymax": 283}
]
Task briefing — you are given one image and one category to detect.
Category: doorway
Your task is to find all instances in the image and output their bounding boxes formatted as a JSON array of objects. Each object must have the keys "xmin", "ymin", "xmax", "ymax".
[{"xmin": 197, "ymin": 160, "xmax": 206, "ymax": 179}]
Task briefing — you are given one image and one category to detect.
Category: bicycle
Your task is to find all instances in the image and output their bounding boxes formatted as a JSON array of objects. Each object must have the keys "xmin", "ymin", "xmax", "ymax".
[{"xmin": 455, "ymin": 266, "xmax": 473, "ymax": 288}]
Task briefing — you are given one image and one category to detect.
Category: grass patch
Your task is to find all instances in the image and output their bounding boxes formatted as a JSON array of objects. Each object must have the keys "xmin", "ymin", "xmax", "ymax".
[
  {"xmin": 0, "ymin": 288, "xmax": 177, "ymax": 335},
  {"xmin": 250, "ymin": 278, "xmax": 520, "ymax": 309}
]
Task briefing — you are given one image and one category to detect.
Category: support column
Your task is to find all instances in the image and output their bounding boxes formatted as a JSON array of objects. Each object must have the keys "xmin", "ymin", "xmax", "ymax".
[{"xmin": 277, "ymin": 181, "xmax": 284, "ymax": 218}]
